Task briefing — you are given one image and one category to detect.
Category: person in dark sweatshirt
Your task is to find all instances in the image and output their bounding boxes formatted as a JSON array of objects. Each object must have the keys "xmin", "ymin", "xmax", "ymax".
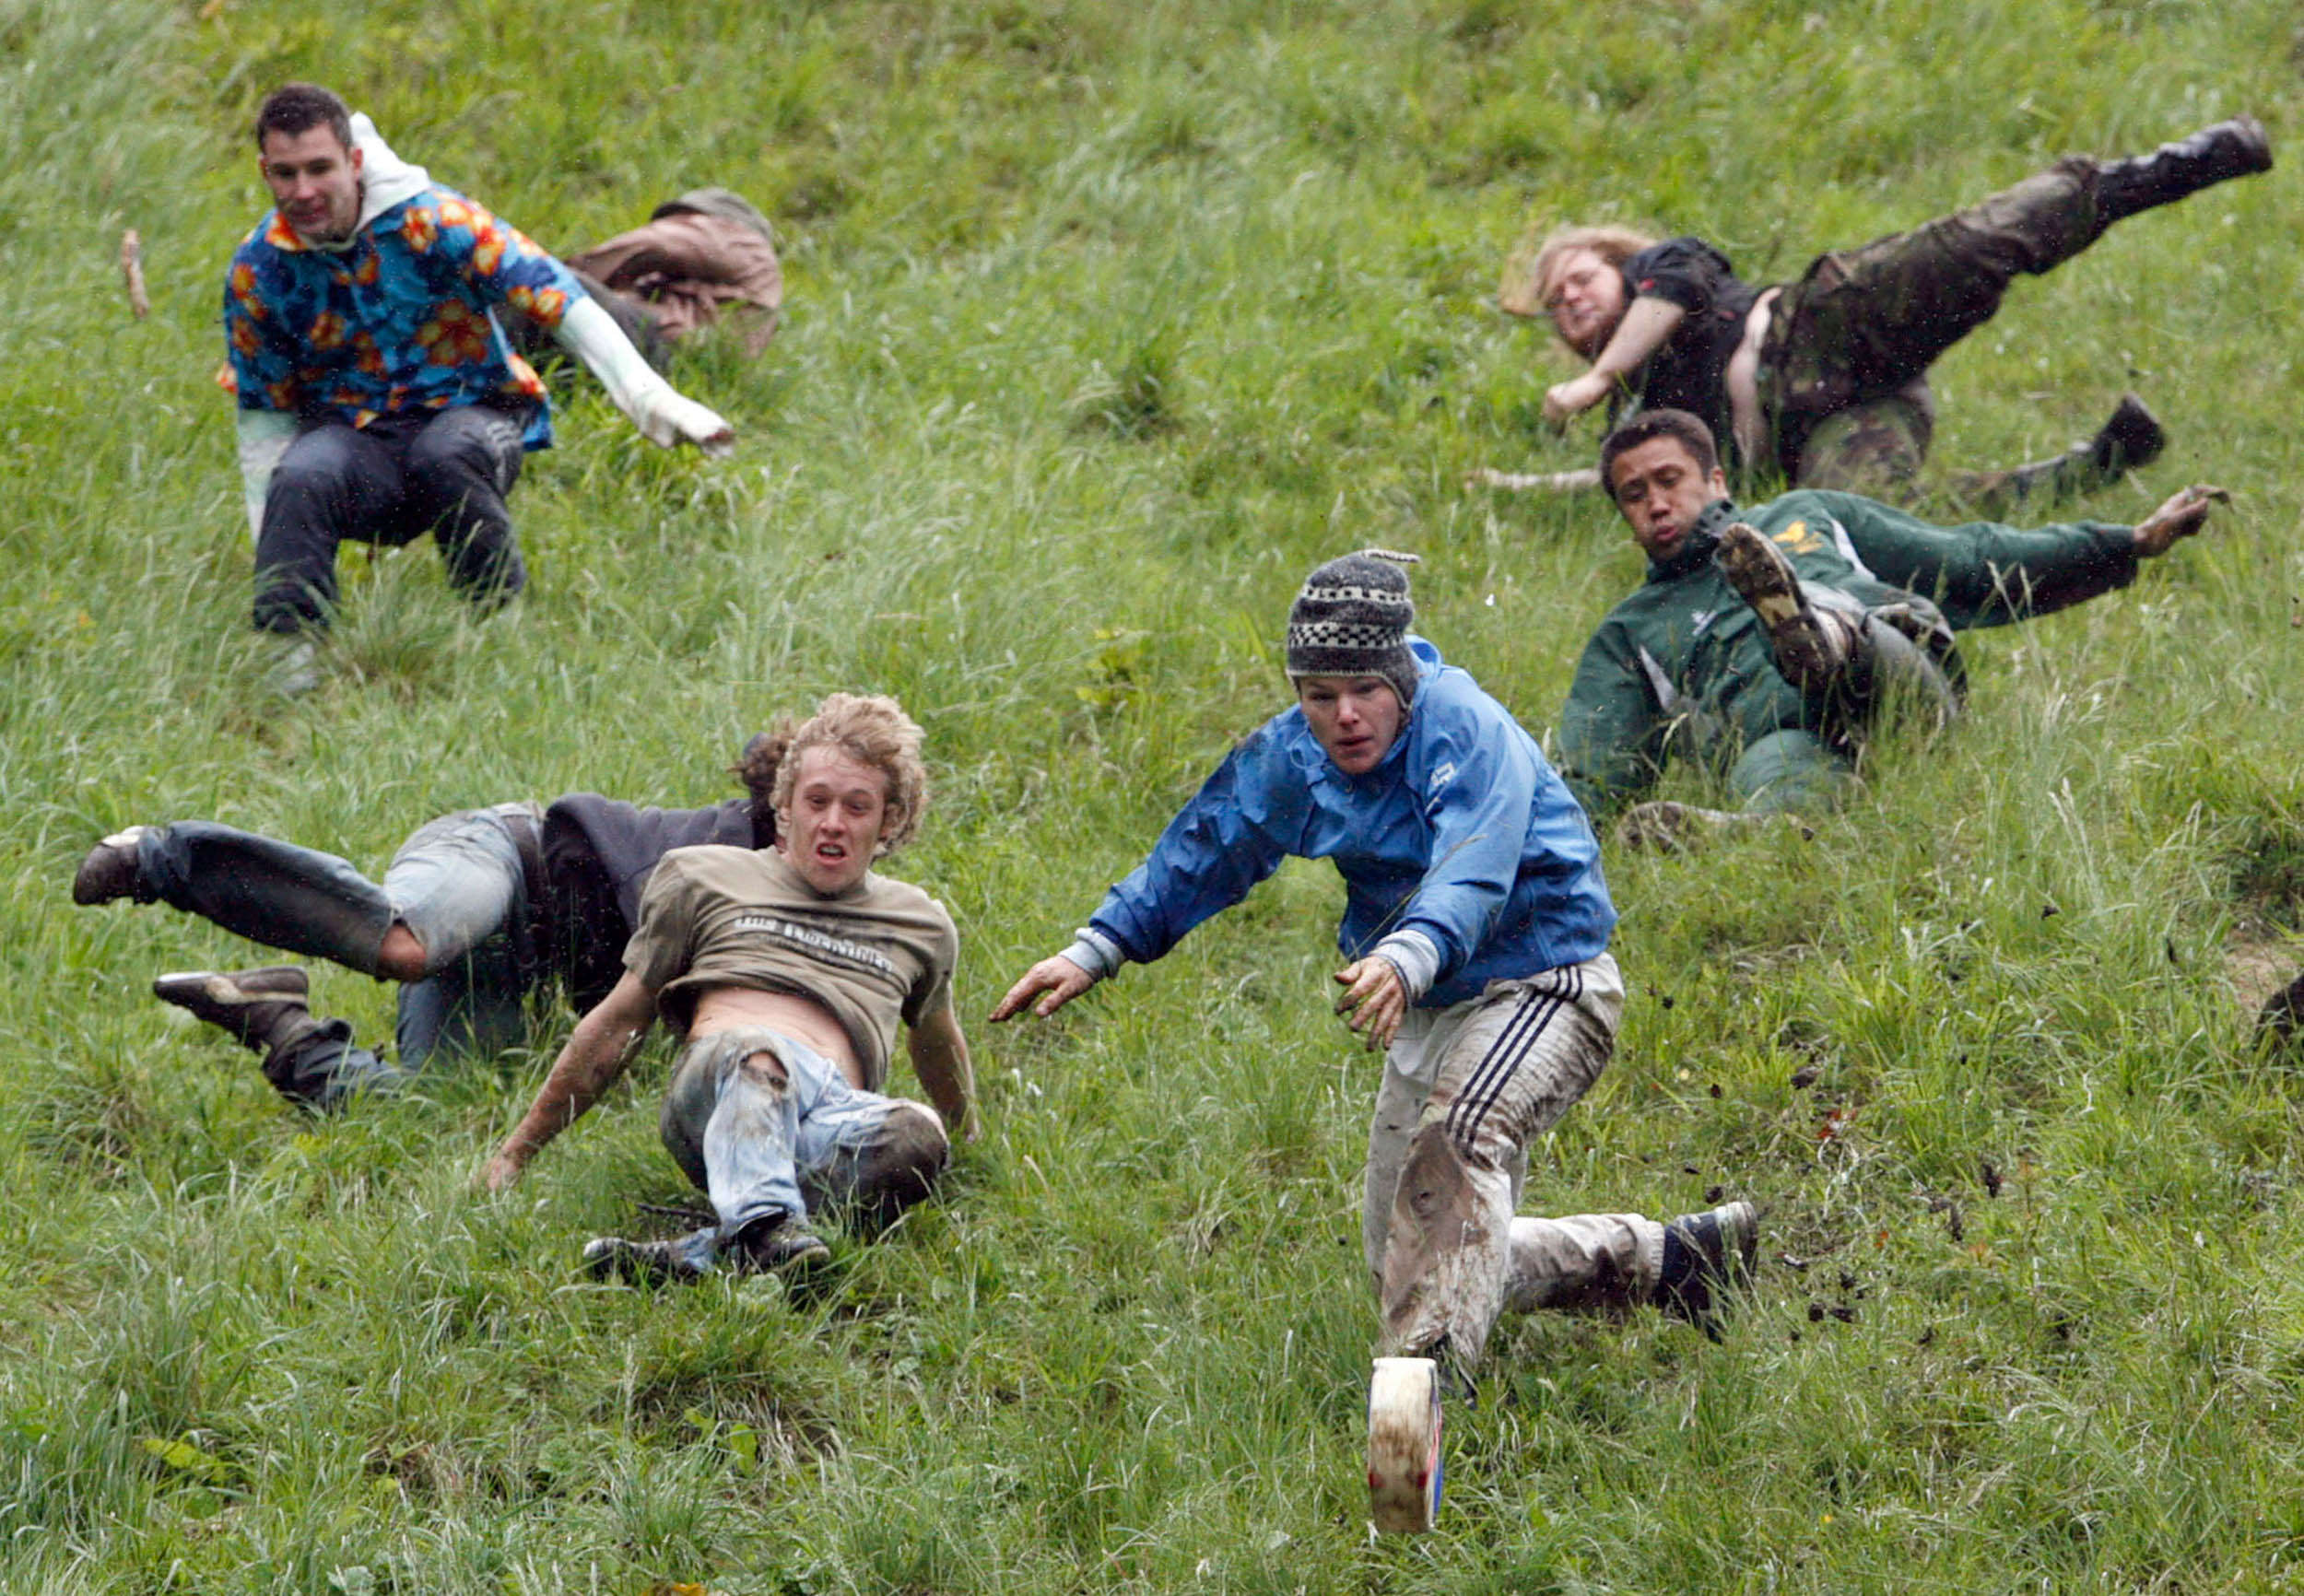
[
  {"xmin": 68, "ymin": 735, "xmax": 783, "ymax": 1109},
  {"xmin": 1502, "ymin": 117, "xmax": 2268, "ymax": 509},
  {"xmin": 1557, "ymin": 409, "xmax": 2219, "ymax": 826}
]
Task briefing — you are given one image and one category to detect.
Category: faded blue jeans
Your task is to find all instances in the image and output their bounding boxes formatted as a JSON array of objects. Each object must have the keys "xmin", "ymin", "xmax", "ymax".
[
  {"xmin": 133, "ymin": 805, "xmax": 540, "ymax": 1107},
  {"xmin": 653, "ymin": 1026, "xmax": 948, "ymax": 1264}
]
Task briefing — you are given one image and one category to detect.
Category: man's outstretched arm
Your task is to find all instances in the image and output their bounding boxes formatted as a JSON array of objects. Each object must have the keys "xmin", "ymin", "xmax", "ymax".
[
  {"xmin": 551, "ymin": 297, "xmax": 736, "ymax": 455},
  {"xmin": 480, "ymin": 970, "xmax": 659, "ymax": 1191},
  {"xmin": 906, "ymin": 1007, "xmax": 980, "ymax": 1144},
  {"xmin": 1545, "ymin": 296, "xmax": 1686, "ymax": 424}
]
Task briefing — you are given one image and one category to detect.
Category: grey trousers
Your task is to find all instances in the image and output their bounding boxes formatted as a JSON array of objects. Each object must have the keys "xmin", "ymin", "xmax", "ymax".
[{"xmin": 1363, "ymin": 953, "xmax": 1663, "ymax": 1361}]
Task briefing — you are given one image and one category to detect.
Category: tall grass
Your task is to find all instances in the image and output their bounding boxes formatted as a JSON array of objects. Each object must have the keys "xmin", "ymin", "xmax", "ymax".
[{"xmin": 2, "ymin": 0, "xmax": 2299, "ymax": 1589}]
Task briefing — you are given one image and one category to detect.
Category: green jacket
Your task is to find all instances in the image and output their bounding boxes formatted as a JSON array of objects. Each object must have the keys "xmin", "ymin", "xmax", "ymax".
[{"xmin": 1555, "ymin": 489, "xmax": 2139, "ymax": 815}]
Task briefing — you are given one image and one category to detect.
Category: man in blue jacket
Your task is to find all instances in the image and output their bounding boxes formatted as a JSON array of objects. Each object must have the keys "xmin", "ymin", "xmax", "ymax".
[{"xmin": 994, "ymin": 551, "xmax": 1757, "ymax": 1520}]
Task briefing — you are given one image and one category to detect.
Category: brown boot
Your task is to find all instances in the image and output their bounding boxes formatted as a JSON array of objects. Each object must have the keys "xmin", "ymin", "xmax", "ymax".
[
  {"xmin": 1712, "ymin": 522, "xmax": 1856, "ymax": 689},
  {"xmin": 153, "ymin": 966, "xmax": 321, "ymax": 1058}
]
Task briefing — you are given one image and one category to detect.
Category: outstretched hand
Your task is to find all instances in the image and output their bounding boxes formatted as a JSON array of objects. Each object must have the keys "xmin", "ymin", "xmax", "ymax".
[
  {"xmin": 1334, "ymin": 956, "xmax": 1406, "ymax": 1050},
  {"xmin": 991, "ymin": 955, "xmax": 1096, "ymax": 1023},
  {"xmin": 1542, "ymin": 371, "xmax": 1612, "ymax": 428},
  {"xmin": 476, "ymin": 1145, "xmax": 526, "ymax": 1194},
  {"xmin": 2133, "ymin": 483, "xmax": 2228, "ymax": 558},
  {"xmin": 635, "ymin": 386, "xmax": 736, "ymax": 457}
]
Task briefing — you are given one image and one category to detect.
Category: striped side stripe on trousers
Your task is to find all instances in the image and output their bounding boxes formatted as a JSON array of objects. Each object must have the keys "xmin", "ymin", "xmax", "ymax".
[{"xmin": 1441, "ymin": 963, "xmax": 1585, "ymax": 1152}]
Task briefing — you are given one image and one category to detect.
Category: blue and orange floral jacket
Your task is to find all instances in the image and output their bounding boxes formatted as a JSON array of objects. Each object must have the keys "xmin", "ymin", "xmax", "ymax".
[{"xmin": 223, "ymin": 184, "xmax": 586, "ymax": 451}]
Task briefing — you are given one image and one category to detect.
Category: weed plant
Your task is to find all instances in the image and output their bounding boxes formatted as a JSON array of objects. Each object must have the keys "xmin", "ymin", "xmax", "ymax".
[{"xmin": 3, "ymin": 0, "xmax": 2301, "ymax": 1590}]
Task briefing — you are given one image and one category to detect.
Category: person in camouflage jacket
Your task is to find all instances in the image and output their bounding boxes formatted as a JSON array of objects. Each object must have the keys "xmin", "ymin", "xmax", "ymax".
[
  {"xmin": 1557, "ymin": 410, "xmax": 2220, "ymax": 822},
  {"xmin": 1507, "ymin": 118, "xmax": 2268, "ymax": 509}
]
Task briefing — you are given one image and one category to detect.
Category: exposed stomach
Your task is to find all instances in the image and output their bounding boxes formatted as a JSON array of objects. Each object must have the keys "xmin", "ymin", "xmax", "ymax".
[
  {"xmin": 686, "ymin": 986, "xmax": 864, "ymax": 1086},
  {"xmin": 1724, "ymin": 288, "xmax": 1781, "ymax": 467}
]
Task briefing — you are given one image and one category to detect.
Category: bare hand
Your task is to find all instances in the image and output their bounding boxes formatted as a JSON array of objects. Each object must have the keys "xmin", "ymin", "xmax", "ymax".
[
  {"xmin": 476, "ymin": 1146, "xmax": 526, "ymax": 1193},
  {"xmin": 1334, "ymin": 956, "xmax": 1406, "ymax": 1050},
  {"xmin": 991, "ymin": 955, "xmax": 1096, "ymax": 1023},
  {"xmin": 1542, "ymin": 372, "xmax": 1610, "ymax": 427},
  {"xmin": 2133, "ymin": 483, "xmax": 2227, "ymax": 558}
]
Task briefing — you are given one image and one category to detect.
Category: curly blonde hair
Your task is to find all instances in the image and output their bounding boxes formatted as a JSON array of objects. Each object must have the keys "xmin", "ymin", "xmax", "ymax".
[
  {"xmin": 764, "ymin": 693, "xmax": 930, "ymax": 858},
  {"xmin": 1499, "ymin": 224, "xmax": 1657, "ymax": 341}
]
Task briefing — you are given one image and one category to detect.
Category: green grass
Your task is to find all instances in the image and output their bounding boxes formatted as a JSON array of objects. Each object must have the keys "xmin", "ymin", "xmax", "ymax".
[{"xmin": 4, "ymin": 0, "xmax": 2303, "ymax": 1589}]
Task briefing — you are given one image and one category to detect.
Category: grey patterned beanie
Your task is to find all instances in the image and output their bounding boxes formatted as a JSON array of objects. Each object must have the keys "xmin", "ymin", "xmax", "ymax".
[{"xmin": 1285, "ymin": 548, "xmax": 1421, "ymax": 708}]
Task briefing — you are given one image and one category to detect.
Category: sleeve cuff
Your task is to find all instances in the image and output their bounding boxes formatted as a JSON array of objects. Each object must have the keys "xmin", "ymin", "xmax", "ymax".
[
  {"xmin": 1373, "ymin": 929, "xmax": 1441, "ymax": 1002},
  {"xmin": 1060, "ymin": 926, "xmax": 1125, "ymax": 982}
]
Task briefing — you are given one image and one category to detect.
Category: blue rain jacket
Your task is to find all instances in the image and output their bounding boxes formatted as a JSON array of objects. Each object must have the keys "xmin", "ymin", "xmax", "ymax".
[{"xmin": 1087, "ymin": 640, "xmax": 1616, "ymax": 1007}]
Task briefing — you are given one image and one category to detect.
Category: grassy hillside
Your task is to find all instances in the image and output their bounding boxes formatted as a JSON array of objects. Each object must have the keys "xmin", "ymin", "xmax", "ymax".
[{"xmin": 4, "ymin": 0, "xmax": 2301, "ymax": 1589}]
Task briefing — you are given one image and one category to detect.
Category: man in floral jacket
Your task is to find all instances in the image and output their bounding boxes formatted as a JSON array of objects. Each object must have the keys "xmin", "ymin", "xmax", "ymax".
[{"xmin": 224, "ymin": 83, "xmax": 733, "ymax": 685}]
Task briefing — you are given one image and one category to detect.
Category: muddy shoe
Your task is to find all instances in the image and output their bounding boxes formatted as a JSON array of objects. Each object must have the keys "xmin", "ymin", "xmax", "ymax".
[
  {"xmin": 72, "ymin": 827, "xmax": 150, "ymax": 906},
  {"xmin": 1655, "ymin": 1200, "xmax": 1759, "ymax": 1329},
  {"xmin": 1615, "ymin": 801, "xmax": 1806, "ymax": 854},
  {"xmin": 582, "ymin": 1229, "xmax": 714, "ymax": 1285},
  {"xmin": 727, "ymin": 1209, "xmax": 831, "ymax": 1277},
  {"xmin": 153, "ymin": 966, "xmax": 314, "ymax": 1053},
  {"xmin": 1713, "ymin": 522, "xmax": 1849, "ymax": 688},
  {"xmin": 1368, "ymin": 1355, "xmax": 1445, "ymax": 1533}
]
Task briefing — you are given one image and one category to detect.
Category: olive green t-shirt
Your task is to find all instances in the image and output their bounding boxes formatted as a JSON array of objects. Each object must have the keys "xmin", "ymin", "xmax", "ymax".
[{"xmin": 623, "ymin": 846, "xmax": 958, "ymax": 1090}]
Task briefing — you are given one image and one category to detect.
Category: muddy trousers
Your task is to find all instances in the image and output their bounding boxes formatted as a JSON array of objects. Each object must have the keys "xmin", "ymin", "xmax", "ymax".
[
  {"xmin": 1362, "ymin": 953, "xmax": 1651, "ymax": 1363},
  {"xmin": 253, "ymin": 404, "xmax": 531, "ymax": 635},
  {"xmin": 659, "ymin": 1027, "xmax": 950, "ymax": 1256},
  {"xmin": 1767, "ymin": 158, "xmax": 2116, "ymax": 499}
]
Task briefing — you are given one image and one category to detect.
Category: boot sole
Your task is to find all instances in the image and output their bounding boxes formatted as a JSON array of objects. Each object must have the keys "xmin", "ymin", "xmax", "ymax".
[
  {"xmin": 1712, "ymin": 523, "xmax": 1804, "ymax": 629},
  {"xmin": 153, "ymin": 966, "xmax": 311, "ymax": 1010},
  {"xmin": 1368, "ymin": 1356, "xmax": 1444, "ymax": 1533},
  {"xmin": 1714, "ymin": 525, "xmax": 1845, "ymax": 684}
]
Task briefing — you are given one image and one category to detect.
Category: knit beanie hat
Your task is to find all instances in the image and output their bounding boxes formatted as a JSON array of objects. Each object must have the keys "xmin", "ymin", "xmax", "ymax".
[{"xmin": 1285, "ymin": 549, "xmax": 1421, "ymax": 709}]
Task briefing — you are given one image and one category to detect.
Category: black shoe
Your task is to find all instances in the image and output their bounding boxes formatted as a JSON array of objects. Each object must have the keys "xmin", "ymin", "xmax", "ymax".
[
  {"xmin": 582, "ymin": 1232, "xmax": 711, "ymax": 1285},
  {"xmin": 2097, "ymin": 115, "xmax": 2274, "ymax": 225},
  {"xmin": 726, "ymin": 1209, "xmax": 831, "ymax": 1277},
  {"xmin": 1655, "ymin": 1201, "xmax": 1759, "ymax": 1326},
  {"xmin": 153, "ymin": 966, "xmax": 314, "ymax": 1053},
  {"xmin": 2089, "ymin": 393, "xmax": 2167, "ymax": 475},
  {"xmin": 72, "ymin": 827, "xmax": 149, "ymax": 906}
]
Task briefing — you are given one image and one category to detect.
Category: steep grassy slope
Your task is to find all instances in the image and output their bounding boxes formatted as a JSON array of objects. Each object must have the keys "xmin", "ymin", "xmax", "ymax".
[{"xmin": 3, "ymin": 0, "xmax": 2300, "ymax": 1590}]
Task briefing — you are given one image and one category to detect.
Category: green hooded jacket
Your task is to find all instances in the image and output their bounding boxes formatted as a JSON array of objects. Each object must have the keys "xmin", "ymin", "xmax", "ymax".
[{"xmin": 1555, "ymin": 488, "xmax": 2139, "ymax": 815}]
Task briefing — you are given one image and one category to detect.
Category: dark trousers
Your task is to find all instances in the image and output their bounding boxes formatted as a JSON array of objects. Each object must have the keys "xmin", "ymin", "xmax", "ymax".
[
  {"xmin": 135, "ymin": 814, "xmax": 539, "ymax": 1109},
  {"xmin": 1762, "ymin": 158, "xmax": 2108, "ymax": 494},
  {"xmin": 253, "ymin": 405, "xmax": 532, "ymax": 635}
]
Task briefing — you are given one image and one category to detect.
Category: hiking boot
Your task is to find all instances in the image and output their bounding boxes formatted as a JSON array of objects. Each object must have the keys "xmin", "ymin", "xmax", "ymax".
[
  {"xmin": 1655, "ymin": 1200, "xmax": 1759, "ymax": 1327},
  {"xmin": 153, "ymin": 966, "xmax": 318, "ymax": 1055},
  {"xmin": 2090, "ymin": 393, "xmax": 2167, "ymax": 476},
  {"xmin": 2096, "ymin": 115, "xmax": 2273, "ymax": 226},
  {"xmin": 582, "ymin": 1231, "xmax": 712, "ymax": 1285},
  {"xmin": 72, "ymin": 827, "xmax": 149, "ymax": 906},
  {"xmin": 726, "ymin": 1209, "xmax": 831, "ymax": 1277},
  {"xmin": 1712, "ymin": 522, "xmax": 1850, "ymax": 688}
]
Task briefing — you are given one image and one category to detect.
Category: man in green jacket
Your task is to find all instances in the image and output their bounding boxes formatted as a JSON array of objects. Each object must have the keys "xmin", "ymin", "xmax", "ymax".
[{"xmin": 1558, "ymin": 408, "xmax": 2218, "ymax": 824}]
